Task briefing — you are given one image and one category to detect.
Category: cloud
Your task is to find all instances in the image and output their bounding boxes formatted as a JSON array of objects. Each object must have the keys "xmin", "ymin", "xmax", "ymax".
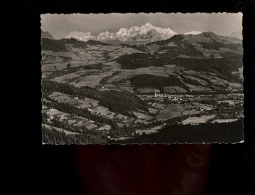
[
  {"xmin": 184, "ymin": 31, "xmax": 202, "ymax": 35},
  {"xmin": 65, "ymin": 23, "xmax": 177, "ymax": 43}
]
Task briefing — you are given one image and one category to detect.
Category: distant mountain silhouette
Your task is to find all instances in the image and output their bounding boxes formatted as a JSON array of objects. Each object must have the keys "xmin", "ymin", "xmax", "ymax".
[
  {"xmin": 230, "ymin": 31, "xmax": 242, "ymax": 40},
  {"xmin": 41, "ymin": 30, "xmax": 55, "ymax": 39}
]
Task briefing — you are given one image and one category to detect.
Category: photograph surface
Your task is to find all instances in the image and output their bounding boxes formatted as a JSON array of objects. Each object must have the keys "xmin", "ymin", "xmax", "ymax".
[{"xmin": 41, "ymin": 13, "xmax": 243, "ymax": 144}]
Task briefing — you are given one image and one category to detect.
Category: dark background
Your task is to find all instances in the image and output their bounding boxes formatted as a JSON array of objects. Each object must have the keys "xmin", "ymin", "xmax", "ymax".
[{"xmin": 0, "ymin": 0, "xmax": 254, "ymax": 194}]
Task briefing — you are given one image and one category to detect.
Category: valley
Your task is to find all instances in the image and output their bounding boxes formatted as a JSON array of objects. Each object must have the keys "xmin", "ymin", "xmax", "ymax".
[{"xmin": 41, "ymin": 30, "xmax": 243, "ymax": 144}]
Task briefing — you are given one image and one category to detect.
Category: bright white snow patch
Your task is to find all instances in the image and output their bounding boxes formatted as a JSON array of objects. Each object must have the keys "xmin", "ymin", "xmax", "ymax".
[
  {"xmin": 184, "ymin": 31, "xmax": 202, "ymax": 35},
  {"xmin": 65, "ymin": 23, "xmax": 177, "ymax": 43}
]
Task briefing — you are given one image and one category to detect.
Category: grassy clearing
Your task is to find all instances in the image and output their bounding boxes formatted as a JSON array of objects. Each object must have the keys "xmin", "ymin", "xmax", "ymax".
[
  {"xmin": 42, "ymin": 124, "xmax": 79, "ymax": 135},
  {"xmin": 107, "ymin": 66, "xmax": 175, "ymax": 85},
  {"xmin": 88, "ymin": 106, "xmax": 115, "ymax": 117},
  {"xmin": 164, "ymin": 65, "xmax": 176, "ymax": 74},
  {"xmin": 200, "ymin": 104, "xmax": 214, "ymax": 111},
  {"xmin": 49, "ymin": 92, "xmax": 80, "ymax": 105},
  {"xmin": 136, "ymin": 124, "xmax": 166, "ymax": 135},
  {"xmin": 228, "ymin": 82, "xmax": 242, "ymax": 88},
  {"xmin": 45, "ymin": 99, "xmax": 99, "ymax": 129},
  {"xmin": 78, "ymin": 98, "xmax": 99, "ymax": 108},
  {"xmin": 148, "ymin": 108, "xmax": 159, "ymax": 115},
  {"xmin": 72, "ymin": 70, "xmax": 114, "ymax": 87},
  {"xmin": 84, "ymin": 122, "xmax": 98, "ymax": 130},
  {"xmin": 156, "ymin": 104, "xmax": 183, "ymax": 121},
  {"xmin": 216, "ymin": 100, "xmax": 236, "ymax": 105},
  {"xmin": 50, "ymin": 91, "xmax": 100, "ymax": 108},
  {"xmin": 152, "ymin": 103, "xmax": 167, "ymax": 110},
  {"xmin": 133, "ymin": 112, "xmax": 155, "ymax": 120},
  {"xmin": 181, "ymin": 114, "xmax": 216, "ymax": 125},
  {"xmin": 183, "ymin": 109, "xmax": 200, "ymax": 116},
  {"xmin": 98, "ymin": 125, "xmax": 111, "ymax": 131},
  {"xmin": 46, "ymin": 108, "xmax": 69, "ymax": 120},
  {"xmin": 213, "ymin": 119, "xmax": 238, "ymax": 123}
]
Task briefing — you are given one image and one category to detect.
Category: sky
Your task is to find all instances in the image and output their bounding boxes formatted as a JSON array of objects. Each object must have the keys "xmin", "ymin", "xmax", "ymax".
[{"xmin": 41, "ymin": 13, "xmax": 242, "ymax": 39}]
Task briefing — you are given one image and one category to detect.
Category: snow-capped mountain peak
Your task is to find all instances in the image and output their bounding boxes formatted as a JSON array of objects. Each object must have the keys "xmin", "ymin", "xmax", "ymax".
[
  {"xmin": 184, "ymin": 31, "xmax": 202, "ymax": 35},
  {"xmin": 66, "ymin": 23, "xmax": 177, "ymax": 43}
]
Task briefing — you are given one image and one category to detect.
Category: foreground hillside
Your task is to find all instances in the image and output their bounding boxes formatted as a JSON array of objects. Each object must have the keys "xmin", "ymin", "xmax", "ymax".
[{"xmin": 41, "ymin": 31, "xmax": 243, "ymax": 144}]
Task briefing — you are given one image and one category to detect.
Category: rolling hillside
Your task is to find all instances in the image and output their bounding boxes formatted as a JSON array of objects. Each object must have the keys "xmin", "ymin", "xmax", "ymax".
[{"xmin": 42, "ymin": 31, "xmax": 243, "ymax": 92}]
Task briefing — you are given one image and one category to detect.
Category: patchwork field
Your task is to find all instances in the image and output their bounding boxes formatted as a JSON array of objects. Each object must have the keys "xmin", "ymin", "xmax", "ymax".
[
  {"xmin": 156, "ymin": 104, "xmax": 183, "ymax": 121},
  {"xmin": 133, "ymin": 112, "xmax": 155, "ymax": 121},
  {"xmin": 45, "ymin": 107, "xmax": 99, "ymax": 130},
  {"xmin": 42, "ymin": 30, "xmax": 244, "ymax": 144},
  {"xmin": 71, "ymin": 71, "xmax": 113, "ymax": 87},
  {"xmin": 181, "ymin": 114, "xmax": 216, "ymax": 125}
]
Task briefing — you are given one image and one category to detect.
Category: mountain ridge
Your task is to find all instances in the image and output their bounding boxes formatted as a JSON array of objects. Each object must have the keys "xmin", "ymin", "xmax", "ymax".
[
  {"xmin": 64, "ymin": 23, "xmax": 241, "ymax": 45},
  {"xmin": 41, "ymin": 30, "xmax": 55, "ymax": 39},
  {"xmin": 65, "ymin": 23, "xmax": 177, "ymax": 43},
  {"xmin": 230, "ymin": 31, "xmax": 242, "ymax": 40}
]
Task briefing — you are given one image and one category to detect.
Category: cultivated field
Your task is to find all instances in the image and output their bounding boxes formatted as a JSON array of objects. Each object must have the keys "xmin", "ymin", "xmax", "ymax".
[
  {"xmin": 213, "ymin": 119, "xmax": 238, "ymax": 123},
  {"xmin": 181, "ymin": 114, "xmax": 216, "ymax": 125},
  {"xmin": 156, "ymin": 104, "xmax": 183, "ymax": 121}
]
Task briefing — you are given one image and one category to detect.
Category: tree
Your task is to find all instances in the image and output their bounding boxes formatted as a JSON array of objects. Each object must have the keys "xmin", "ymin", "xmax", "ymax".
[{"xmin": 67, "ymin": 63, "xmax": 71, "ymax": 69}]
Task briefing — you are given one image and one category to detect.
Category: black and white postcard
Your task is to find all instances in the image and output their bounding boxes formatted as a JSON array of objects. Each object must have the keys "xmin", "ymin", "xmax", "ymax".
[{"xmin": 41, "ymin": 13, "xmax": 243, "ymax": 144}]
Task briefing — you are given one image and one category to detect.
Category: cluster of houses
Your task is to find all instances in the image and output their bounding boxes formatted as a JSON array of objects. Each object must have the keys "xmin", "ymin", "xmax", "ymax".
[{"xmin": 138, "ymin": 93, "xmax": 186, "ymax": 103}]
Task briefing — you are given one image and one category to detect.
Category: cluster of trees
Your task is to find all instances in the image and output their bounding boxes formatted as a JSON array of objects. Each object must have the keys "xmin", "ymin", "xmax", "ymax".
[
  {"xmin": 171, "ymin": 57, "xmax": 242, "ymax": 82},
  {"xmin": 159, "ymin": 42, "xmax": 204, "ymax": 58},
  {"xmin": 115, "ymin": 49, "xmax": 242, "ymax": 83},
  {"xmin": 100, "ymin": 90, "xmax": 148, "ymax": 117},
  {"xmin": 86, "ymin": 40, "xmax": 111, "ymax": 46},
  {"xmin": 102, "ymin": 51, "xmax": 111, "ymax": 60},
  {"xmin": 42, "ymin": 126, "xmax": 107, "ymax": 144},
  {"xmin": 41, "ymin": 38, "xmax": 67, "ymax": 52},
  {"xmin": 114, "ymin": 119, "xmax": 243, "ymax": 144},
  {"xmin": 130, "ymin": 74, "xmax": 189, "ymax": 92},
  {"xmin": 147, "ymin": 34, "xmax": 185, "ymax": 46},
  {"xmin": 83, "ymin": 63, "xmax": 103, "ymax": 70},
  {"xmin": 116, "ymin": 53, "xmax": 161, "ymax": 69},
  {"xmin": 109, "ymin": 125, "xmax": 135, "ymax": 138}
]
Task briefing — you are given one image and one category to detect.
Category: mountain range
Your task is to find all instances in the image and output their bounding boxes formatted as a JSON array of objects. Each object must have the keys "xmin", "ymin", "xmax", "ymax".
[
  {"xmin": 66, "ymin": 23, "xmax": 177, "ymax": 44},
  {"xmin": 64, "ymin": 23, "xmax": 242, "ymax": 44},
  {"xmin": 41, "ymin": 30, "xmax": 55, "ymax": 39}
]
